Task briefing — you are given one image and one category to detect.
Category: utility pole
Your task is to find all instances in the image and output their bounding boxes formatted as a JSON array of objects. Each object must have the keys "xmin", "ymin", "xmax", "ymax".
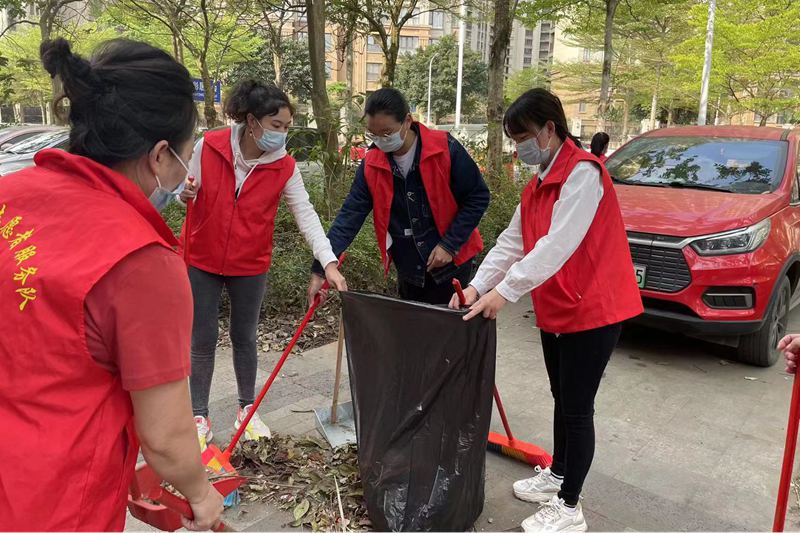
[
  {"xmin": 455, "ymin": 3, "xmax": 466, "ymax": 128},
  {"xmin": 427, "ymin": 53, "xmax": 439, "ymax": 126},
  {"xmin": 698, "ymin": 0, "xmax": 716, "ymax": 125}
]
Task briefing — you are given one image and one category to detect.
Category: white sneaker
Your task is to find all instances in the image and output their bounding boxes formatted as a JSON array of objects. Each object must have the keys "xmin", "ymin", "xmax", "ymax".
[
  {"xmin": 514, "ymin": 466, "xmax": 563, "ymax": 503},
  {"xmin": 522, "ymin": 495, "xmax": 587, "ymax": 532},
  {"xmin": 234, "ymin": 404, "xmax": 272, "ymax": 441},
  {"xmin": 195, "ymin": 416, "xmax": 213, "ymax": 450}
]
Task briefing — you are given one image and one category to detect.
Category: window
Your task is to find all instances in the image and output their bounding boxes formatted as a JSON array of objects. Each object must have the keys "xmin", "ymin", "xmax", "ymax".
[
  {"xmin": 296, "ymin": 31, "xmax": 308, "ymax": 41},
  {"xmin": 430, "ymin": 11, "xmax": 444, "ymax": 29},
  {"xmin": 399, "ymin": 36, "xmax": 419, "ymax": 53},
  {"xmin": 367, "ymin": 62, "xmax": 382, "ymax": 82},
  {"xmin": 429, "ymin": 37, "xmax": 439, "ymax": 47},
  {"xmin": 579, "ymin": 101, "xmax": 587, "ymax": 113},
  {"xmin": 325, "ymin": 33, "xmax": 333, "ymax": 51},
  {"xmin": 367, "ymin": 35, "xmax": 381, "ymax": 53},
  {"xmin": 541, "ymin": 21, "xmax": 552, "ymax": 32},
  {"xmin": 325, "ymin": 61, "xmax": 332, "ymax": 79},
  {"xmin": 582, "ymin": 48, "xmax": 591, "ymax": 62},
  {"xmin": 525, "ymin": 38, "xmax": 534, "ymax": 47},
  {"xmin": 523, "ymin": 56, "xmax": 532, "ymax": 66},
  {"xmin": 606, "ymin": 137, "xmax": 790, "ymax": 195}
]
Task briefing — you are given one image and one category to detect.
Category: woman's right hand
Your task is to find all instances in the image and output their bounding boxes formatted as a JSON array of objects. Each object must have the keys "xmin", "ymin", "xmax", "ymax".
[
  {"xmin": 449, "ymin": 285, "xmax": 479, "ymax": 310},
  {"xmin": 183, "ymin": 482, "xmax": 224, "ymax": 531},
  {"xmin": 180, "ymin": 179, "xmax": 199, "ymax": 202}
]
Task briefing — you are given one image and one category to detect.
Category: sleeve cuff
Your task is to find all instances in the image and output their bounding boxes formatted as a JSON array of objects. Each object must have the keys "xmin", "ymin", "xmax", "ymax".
[
  {"xmin": 318, "ymin": 251, "xmax": 338, "ymax": 270},
  {"xmin": 469, "ymin": 279, "xmax": 490, "ymax": 297},
  {"xmin": 495, "ymin": 280, "xmax": 523, "ymax": 303},
  {"xmin": 311, "ymin": 260, "xmax": 325, "ymax": 276},
  {"xmin": 438, "ymin": 239, "xmax": 458, "ymax": 256}
]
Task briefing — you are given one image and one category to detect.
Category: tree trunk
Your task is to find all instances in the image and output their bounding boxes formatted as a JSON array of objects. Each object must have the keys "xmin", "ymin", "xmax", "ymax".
[
  {"xmin": 382, "ymin": 30, "xmax": 400, "ymax": 87},
  {"xmin": 39, "ymin": 11, "xmax": 66, "ymax": 125},
  {"xmin": 486, "ymin": 0, "xmax": 516, "ymax": 186},
  {"xmin": 200, "ymin": 61, "xmax": 218, "ymax": 128},
  {"xmin": 666, "ymin": 105, "xmax": 674, "ymax": 127},
  {"xmin": 622, "ymin": 93, "xmax": 630, "ymax": 141},
  {"xmin": 759, "ymin": 113, "xmax": 768, "ymax": 127},
  {"xmin": 273, "ymin": 50, "xmax": 284, "ymax": 90},
  {"xmin": 649, "ymin": 66, "xmax": 661, "ymax": 131},
  {"xmin": 598, "ymin": 0, "xmax": 620, "ymax": 129},
  {"xmin": 306, "ymin": 0, "xmax": 339, "ymax": 213}
]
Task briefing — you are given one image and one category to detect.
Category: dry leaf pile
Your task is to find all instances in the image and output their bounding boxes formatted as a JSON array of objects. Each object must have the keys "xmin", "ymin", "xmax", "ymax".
[
  {"xmin": 218, "ymin": 306, "xmax": 339, "ymax": 353},
  {"xmin": 232, "ymin": 435, "xmax": 371, "ymax": 531}
]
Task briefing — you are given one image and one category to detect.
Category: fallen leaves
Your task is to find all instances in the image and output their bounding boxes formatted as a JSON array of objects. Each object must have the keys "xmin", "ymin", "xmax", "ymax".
[{"xmin": 232, "ymin": 435, "xmax": 371, "ymax": 531}]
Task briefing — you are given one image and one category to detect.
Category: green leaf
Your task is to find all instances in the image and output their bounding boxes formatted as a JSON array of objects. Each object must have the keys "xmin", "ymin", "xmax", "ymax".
[{"xmin": 293, "ymin": 499, "xmax": 310, "ymax": 521}]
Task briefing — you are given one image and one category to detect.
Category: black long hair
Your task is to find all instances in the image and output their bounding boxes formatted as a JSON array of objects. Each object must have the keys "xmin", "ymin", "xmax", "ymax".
[
  {"xmin": 591, "ymin": 132, "xmax": 610, "ymax": 157},
  {"xmin": 40, "ymin": 38, "xmax": 198, "ymax": 168},
  {"xmin": 364, "ymin": 88, "xmax": 410, "ymax": 122},
  {"xmin": 503, "ymin": 88, "xmax": 582, "ymax": 148}
]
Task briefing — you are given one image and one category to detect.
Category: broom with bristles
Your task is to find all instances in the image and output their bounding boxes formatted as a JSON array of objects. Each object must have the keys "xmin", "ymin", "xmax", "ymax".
[{"xmin": 452, "ymin": 279, "xmax": 552, "ymax": 468}]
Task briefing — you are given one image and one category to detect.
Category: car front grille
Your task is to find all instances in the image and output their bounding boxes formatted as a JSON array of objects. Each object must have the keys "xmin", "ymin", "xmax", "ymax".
[{"xmin": 628, "ymin": 240, "xmax": 692, "ymax": 293}]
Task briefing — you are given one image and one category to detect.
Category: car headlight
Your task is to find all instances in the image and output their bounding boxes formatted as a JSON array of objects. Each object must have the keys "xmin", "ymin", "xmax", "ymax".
[{"xmin": 690, "ymin": 219, "xmax": 771, "ymax": 256}]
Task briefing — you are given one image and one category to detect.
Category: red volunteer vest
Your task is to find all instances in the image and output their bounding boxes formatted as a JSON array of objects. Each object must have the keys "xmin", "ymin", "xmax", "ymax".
[
  {"xmin": 363, "ymin": 122, "xmax": 483, "ymax": 273},
  {"xmin": 0, "ymin": 150, "xmax": 179, "ymax": 530},
  {"xmin": 521, "ymin": 138, "xmax": 642, "ymax": 334},
  {"xmin": 184, "ymin": 128, "xmax": 295, "ymax": 276}
]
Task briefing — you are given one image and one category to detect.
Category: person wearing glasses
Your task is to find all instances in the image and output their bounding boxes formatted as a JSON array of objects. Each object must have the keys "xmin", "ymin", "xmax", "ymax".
[{"xmin": 307, "ymin": 87, "xmax": 490, "ymax": 305}]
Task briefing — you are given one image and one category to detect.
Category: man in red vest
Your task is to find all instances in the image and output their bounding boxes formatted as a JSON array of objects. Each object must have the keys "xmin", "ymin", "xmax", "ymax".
[{"xmin": 308, "ymin": 88, "xmax": 489, "ymax": 305}]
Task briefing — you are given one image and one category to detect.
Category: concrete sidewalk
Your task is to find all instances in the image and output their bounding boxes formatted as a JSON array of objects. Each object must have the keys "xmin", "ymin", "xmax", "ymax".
[{"xmin": 127, "ymin": 301, "xmax": 800, "ymax": 531}]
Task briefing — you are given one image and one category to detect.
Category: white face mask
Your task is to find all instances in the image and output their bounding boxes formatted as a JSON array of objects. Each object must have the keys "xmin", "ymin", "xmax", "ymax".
[
  {"xmin": 369, "ymin": 124, "xmax": 407, "ymax": 153},
  {"xmin": 516, "ymin": 127, "xmax": 551, "ymax": 166}
]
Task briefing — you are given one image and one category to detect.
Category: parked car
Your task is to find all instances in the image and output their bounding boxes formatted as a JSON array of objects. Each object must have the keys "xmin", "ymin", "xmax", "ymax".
[
  {"xmin": 0, "ymin": 125, "xmax": 61, "ymax": 153},
  {"xmin": 608, "ymin": 126, "xmax": 800, "ymax": 366},
  {"xmin": 0, "ymin": 128, "xmax": 69, "ymax": 176}
]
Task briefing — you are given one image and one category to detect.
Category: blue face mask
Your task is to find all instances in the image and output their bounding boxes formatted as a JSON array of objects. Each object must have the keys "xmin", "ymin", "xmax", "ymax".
[
  {"xmin": 148, "ymin": 147, "xmax": 190, "ymax": 211},
  {"xmin": 254, "ymin": 123, "xmax": 287, "ymax": 154}
]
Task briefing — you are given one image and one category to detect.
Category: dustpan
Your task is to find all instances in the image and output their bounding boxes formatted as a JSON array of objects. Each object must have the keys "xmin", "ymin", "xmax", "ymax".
[{"xmin": 313, "ymin": 313, "xmax": 357, "ymax": 448}]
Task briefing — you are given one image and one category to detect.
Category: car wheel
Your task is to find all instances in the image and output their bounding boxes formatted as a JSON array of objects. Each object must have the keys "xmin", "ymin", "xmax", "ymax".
[{"xmin": 737, "ymin": 277, "xmax": 791, "ymax": 367}]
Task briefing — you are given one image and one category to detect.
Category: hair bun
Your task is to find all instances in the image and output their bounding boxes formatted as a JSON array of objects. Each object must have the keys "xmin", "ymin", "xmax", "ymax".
[{"xmin": 40, "ymin": 38, "xmax": 74, "ymax": 79}]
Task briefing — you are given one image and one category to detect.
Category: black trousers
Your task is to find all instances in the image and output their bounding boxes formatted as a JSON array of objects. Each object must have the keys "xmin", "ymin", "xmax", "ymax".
[
  {"xmin": 397, "ymin": 262, "xmax": 472, "ymax": 305},
  {"xmin": 541, "ymin": 323, "xmax": 622, "ymax": 505}
]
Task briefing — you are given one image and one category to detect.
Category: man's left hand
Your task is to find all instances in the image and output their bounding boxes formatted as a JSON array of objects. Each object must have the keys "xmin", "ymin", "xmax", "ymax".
[{"xmin": 427, "ymin": 244, "xmax": 454, "ymax": 272}]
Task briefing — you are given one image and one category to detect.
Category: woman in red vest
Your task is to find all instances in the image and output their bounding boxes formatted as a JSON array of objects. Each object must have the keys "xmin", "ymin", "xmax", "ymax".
[
  {"xmin": 451, "ymin": 89, "xmax": 642, "ymax": 532},
  {"xmin": 179, "ymin": 80, "xmax": 346, "ymax": 446},
  {"xmin": 0, "ymin": 39, "xmax": 223, "ymax": 530},
  {"xmin": 307, "ymin": 88, "xmax": 489, "ymax": 305},
  {"xmin": 590, "ymin": 131, "xmax": 610, "ymax": 163}
]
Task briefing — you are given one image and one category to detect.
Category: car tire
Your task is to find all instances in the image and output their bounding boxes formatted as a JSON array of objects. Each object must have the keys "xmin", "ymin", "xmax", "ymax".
[{"xmin": 737, "ymin": 276, "xmax": 791, "ymax": 367}]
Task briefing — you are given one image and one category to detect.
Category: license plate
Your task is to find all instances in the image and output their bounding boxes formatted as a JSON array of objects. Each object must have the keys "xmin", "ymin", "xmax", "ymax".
[{"xmin": 634, "ymin": 265, "xmax": 647, "ymax": 289}]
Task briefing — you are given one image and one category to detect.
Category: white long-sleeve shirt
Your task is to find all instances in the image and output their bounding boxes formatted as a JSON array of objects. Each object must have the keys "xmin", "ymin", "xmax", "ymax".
[
  {"xmin": 470, "ymin": 145, "xmax": 604, "ymax": 303},
  {"xmin": 187, "ymin": 124, "xmax": 338, "ymax": 269}
]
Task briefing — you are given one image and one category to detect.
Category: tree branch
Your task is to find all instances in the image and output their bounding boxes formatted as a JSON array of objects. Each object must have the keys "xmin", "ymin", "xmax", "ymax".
[{"xmin": 0, "ymin": 19, "xmax": 36, "ymax": 39}]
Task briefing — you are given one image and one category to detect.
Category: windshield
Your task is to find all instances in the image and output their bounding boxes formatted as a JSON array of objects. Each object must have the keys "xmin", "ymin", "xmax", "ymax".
[
  {"xmin": 7, "ymin": 130, "xmax": 68, "ymax": 154},
  {"xmin": 606, "ymin": 136, "xmax": 789, "ymax": 194}
]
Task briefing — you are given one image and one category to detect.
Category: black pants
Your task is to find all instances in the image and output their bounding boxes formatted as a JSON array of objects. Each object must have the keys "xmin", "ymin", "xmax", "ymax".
[
  {"xmin": 397, "ymin": 263, "xmax": 472, "ymax": 305},
  {"xmin": 541, "ymin": 323, "xmax": 621, "ymax": 506},
  {"xmin": 188, "ymin": 267, "xmax": 268, "ymax": 418}
]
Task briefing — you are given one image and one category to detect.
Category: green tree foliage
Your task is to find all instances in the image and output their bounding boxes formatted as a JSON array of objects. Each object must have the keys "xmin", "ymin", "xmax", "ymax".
[
  {"xmin": 673, "ymin": 0, "xmax": 800, "ymax": 125},
  {"xmin": 224, "ymin": 38, "xmax": 312, "ymax": 102},
  {"xmin": 394, "ymin": 35, "xmax": 487, "ymax": 124},
  {"xmin": 505, "ymin": 66, "xmax": 550, "ymax": 104}
]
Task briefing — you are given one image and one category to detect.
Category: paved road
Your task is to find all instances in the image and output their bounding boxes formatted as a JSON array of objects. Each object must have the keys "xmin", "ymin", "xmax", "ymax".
[{"xmin": 127, "ymin": 301, "xmax": 800, "ymax": 531}]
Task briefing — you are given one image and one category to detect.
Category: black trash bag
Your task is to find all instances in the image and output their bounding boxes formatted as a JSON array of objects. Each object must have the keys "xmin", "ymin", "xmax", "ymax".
[{"xmin": 341, "ymin": 291, "xmax": 496, "ymax": 532}]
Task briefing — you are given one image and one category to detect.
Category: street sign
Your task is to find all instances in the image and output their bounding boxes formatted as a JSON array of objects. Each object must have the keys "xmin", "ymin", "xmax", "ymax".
[{"xmin": 193, "ymin": 79, "xmax": 221, "ymax": 103}]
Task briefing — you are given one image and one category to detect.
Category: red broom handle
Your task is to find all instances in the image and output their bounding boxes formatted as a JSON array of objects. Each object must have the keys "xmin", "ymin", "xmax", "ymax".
[
  {"xmin": 183, "ymin": 177, "xmax": 195, "ymax": 266},
  {"xmin": 774, "ymin": 371, "xmax": 800, "ymax": 531},
  {"xmin": 452, "ymin": 279, "xmax": 516, "ymax": 442},
  {"xmin": 222, "ymin": 255, "xmax": 346, "ymax": 460}
]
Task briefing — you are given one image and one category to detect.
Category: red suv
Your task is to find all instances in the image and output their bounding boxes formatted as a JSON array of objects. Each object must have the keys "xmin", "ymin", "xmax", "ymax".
[{"xmin": 607, "ymin": 126, "xmax": 800, "ymax": 366}]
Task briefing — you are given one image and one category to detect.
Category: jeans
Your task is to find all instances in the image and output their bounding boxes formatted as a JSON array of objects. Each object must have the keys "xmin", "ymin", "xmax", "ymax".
[{"xmin": 188, "ymin": 267, "xmax": 267, "ymax": 418}]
